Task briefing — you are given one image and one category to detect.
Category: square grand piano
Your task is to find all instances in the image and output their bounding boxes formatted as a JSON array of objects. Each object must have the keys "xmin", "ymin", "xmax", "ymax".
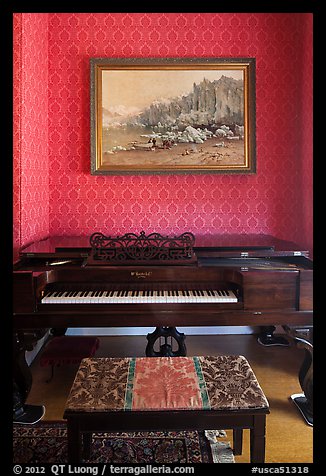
[{"xmin": 13, "ymin": 232, "xmax": 313, "ymax": 424}]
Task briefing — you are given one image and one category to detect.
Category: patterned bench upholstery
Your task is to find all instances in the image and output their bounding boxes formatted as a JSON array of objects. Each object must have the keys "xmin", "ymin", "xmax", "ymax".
[
  {"xmin": 64, "ymin": 355, "xmax": 269, "ymax": 463},
  {"xmin": 65, "ymin": 355, "xmax": 268, "ymax": 412}
]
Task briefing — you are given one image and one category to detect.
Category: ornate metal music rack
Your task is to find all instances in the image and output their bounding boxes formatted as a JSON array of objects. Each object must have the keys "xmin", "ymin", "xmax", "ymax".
[{"xmin": 88, "ymin": 231, "xmax": 197, "ymax": 265}]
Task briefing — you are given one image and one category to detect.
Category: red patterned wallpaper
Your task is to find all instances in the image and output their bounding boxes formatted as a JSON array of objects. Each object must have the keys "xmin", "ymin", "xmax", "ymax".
[
  {"xmin": 13, "ymin": 13, "xmax": 49, "ymax": 259},
  {"xmin": 13, "ymin": 13, "xmax": 313, "ymax": 256}
]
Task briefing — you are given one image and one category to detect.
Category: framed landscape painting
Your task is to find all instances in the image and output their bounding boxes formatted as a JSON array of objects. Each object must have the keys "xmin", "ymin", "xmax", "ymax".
[{"xmin": 90, "ymin": 57, "xmax": 256, "ymax": 175}]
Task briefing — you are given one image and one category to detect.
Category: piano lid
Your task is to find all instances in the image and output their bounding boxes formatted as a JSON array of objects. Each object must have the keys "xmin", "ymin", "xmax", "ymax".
[
  {"xmin": 19, "ymin": 234, "xmax": 310, "ymax": 259},
  {"xmin": 19, "ymin": 236, "xmax": 91, "ymax": 258},
  {"xmin": 194, "ymin": 234, "xmax": 310, "ymax": 258}
]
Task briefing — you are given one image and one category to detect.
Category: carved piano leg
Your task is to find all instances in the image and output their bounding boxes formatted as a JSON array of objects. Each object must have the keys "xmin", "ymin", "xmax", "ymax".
[
  {"xmin": 283, "ymin": 326, "xmax": 313, "ymax": 426},
  {"xmin": 146, "ymin": 327, "xmax": 187, "ymax": 357},
  {"xmin": 13, "ymin": 330, "xmax": 47, "ymax": 424},
  {"xmin": 257, "ymin": 326, "xmax": 289, "ymax": 346}
]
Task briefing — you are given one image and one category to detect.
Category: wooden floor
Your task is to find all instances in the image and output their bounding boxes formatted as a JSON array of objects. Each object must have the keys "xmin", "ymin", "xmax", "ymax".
[{"xmin": 26, "ymin": 334, "xmax": 313, "ymax": 463}]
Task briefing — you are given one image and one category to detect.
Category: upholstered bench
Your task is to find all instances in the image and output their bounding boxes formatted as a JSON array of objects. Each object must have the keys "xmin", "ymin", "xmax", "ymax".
[
  {"xmin": 63, "ymin": 355, "xmax": 269, "ymax": 463},
  {"xmin": 40, "ymin": 336, "xmax": 100, "ymax": 382}
]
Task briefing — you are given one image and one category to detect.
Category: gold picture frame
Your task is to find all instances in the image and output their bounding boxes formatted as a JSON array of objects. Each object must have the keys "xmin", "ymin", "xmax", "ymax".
[{"xmin": 90, "ymin": 57, "xmax": 256, "ymax": 175}]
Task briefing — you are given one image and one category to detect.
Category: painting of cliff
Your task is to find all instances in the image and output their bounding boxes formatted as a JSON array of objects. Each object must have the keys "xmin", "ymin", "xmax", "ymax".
[{"xmin": 90, "ymin": 58, "xmax": 256, "ymax": 174}]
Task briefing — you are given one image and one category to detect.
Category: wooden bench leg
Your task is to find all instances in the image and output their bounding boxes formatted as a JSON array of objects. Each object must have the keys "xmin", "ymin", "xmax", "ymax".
[
  {"xmin": 67, "ymin": 419, "xmax": 83, "ymax": 463},
  {"xmin": 250, "ymin": 415, "xmax": 266, "ymax": 463},
  {"xmin": 233, "ymin": 428, "xmax": 243, "ymax": 455}
]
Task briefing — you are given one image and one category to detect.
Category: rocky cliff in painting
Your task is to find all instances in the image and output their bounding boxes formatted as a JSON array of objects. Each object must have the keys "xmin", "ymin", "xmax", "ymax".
[{"xmin": 137, "ymin": 75, "xmax": 244, "ymax": 128}]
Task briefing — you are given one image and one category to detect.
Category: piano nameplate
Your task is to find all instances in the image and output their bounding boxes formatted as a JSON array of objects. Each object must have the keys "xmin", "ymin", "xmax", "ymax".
[{"xmin": 130, "ymin": 271, "xmax": 153, "ymax": 279}]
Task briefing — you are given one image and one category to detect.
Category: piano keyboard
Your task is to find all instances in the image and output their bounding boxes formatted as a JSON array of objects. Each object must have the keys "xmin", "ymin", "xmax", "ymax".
[{"xmin": 41, "ymin": 289, "xmax": 238, "ymax": 304}]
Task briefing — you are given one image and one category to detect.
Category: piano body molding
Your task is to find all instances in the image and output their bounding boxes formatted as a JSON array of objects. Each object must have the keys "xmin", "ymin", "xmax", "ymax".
[{"xmin": 13, "ymin": 233, "xmax": 313, "ymax": 423}]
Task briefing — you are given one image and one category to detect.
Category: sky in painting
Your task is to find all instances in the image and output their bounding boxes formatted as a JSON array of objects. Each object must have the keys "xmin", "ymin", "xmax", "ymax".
[{"xmin": 102, "ymin": 69, "xmax": 243, "ymax": 112}]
